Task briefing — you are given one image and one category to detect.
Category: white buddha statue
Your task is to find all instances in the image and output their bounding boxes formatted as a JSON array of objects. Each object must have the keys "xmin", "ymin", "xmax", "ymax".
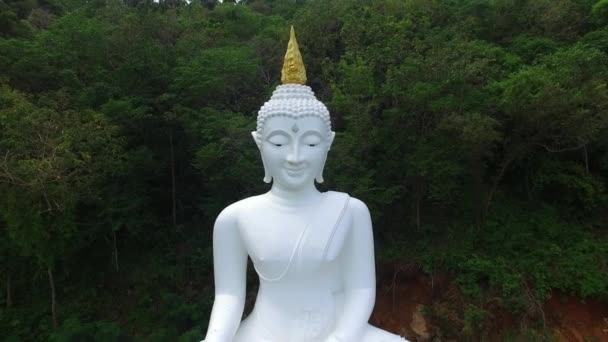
[{"xmin": 202, "ymin": 27, "xmax": 407, "ymax": 342}]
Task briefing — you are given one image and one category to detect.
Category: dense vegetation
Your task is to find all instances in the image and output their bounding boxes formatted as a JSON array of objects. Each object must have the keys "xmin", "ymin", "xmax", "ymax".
[{"xmin": 1, "ymin": 0, "xmax": 607, "ymax": 340}]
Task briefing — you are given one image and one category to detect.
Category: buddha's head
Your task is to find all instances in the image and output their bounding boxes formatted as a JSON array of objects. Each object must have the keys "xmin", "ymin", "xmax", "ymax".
[{"xmin": 252, "ymin": 27, "xmax": 335, "ymax": 190}]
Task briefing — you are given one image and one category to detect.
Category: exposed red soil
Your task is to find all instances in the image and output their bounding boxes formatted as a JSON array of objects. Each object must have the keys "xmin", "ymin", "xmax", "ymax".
[
  {"xmin": 370, "ymin": 263, "xmax": 608, "ymax": 341},
  {"xmin": 371, "ymin": 263, "xmax": 436, "ymax": 340},
  {"xmin": 547, "ymin": 293, "xmax": 608, "ymax": 342}
]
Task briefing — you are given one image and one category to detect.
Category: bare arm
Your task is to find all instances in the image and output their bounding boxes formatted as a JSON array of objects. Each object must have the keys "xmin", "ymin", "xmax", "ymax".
[
  {"xmin": 328, "ymin": 198, "xmax": 376, "ymax": 342},
  {"xmin": 203, "ymin": 206, "xmax": 248, "ymax": 342}
]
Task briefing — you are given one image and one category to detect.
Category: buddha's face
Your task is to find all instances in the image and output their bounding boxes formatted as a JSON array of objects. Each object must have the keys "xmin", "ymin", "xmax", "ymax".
[{"xmin": 253, "ymin": 115, "xmax": 335, "ymax": 190}]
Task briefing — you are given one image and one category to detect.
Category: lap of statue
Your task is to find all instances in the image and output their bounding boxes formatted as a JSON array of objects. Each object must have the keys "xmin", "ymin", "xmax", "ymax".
[{"xmin": 234, "ymin": 319, "xmax": 406, "ymax": 342}]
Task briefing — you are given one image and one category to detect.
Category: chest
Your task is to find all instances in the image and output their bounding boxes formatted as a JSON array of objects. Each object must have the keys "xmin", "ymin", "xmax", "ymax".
[{"xmin": 238, "ymin": 206, "xmax": 352, "ymax": 276}]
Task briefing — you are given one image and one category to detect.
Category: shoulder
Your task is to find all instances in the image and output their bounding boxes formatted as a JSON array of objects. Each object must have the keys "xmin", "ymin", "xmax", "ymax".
[
  {"xmin": 330, "ymin": 191, "xmax": 369, "ymax": 216},
  {"xmin": 327, "ymin": 191, "xmax": 371, "ymax": 221},
  {"xmin": 348, "ymin": 197, "xmax": 372, "ymax": 228},
  {"xmin": 347, "ymin": 196, "xmax": 370, "ymax": 213},
  {"xmin": 337, "ymin": 194, "xmax": 375, "ymax": 242},
  {"xmin": 214, "ymin": 194, "xmax": 266, "ymax": 226}
]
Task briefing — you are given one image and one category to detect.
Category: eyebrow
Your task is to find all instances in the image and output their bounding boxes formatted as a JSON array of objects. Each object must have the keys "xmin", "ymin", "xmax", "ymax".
[
  {"xmin": 265, "ymin": 130, "xmax": 290, "ymax": 138},
  {"xmin": 265, "ymin": 129, "xmax": 325, "ymax": 140},
  {"xmin": 300, "ymin": 130, "xmax": 323, "ymax": 137}
]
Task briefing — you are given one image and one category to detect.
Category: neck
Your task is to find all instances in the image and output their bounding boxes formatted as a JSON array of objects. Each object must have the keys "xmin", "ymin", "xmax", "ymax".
[{"xmin": 268, "ymin": 182, "xmax": 322, "ymax": 207}]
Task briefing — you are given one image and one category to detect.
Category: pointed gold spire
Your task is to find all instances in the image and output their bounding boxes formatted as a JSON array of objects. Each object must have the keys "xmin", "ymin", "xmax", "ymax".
[{"xmin": 281, "ymin": 26, "xmax": 307, "ymax": 85}]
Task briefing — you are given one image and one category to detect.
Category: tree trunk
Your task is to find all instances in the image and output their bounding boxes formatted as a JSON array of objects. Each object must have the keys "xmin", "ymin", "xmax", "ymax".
[
  {"xmin": 410, "ymin": 176, "xmax": 426, "ymax": 230},
  {"xmin": 525, "ymin": 163, "xmax": 532, "ymax": 201},
  {"xmin": 169, "ymin": 129, "xmax": 177, "ymax": 227},
  {"xmin": 415, "ymin": 196, "xmax": 421, "ymax": 230},
  {"xmin": 48, "ymin": 266, "xmax": 58, "ymax": 328},
  {"xmin": 113, "ymin": 230, "xmax": 119, "ymax": 272},
  {"xmin": 583, "ymin": 144, "xmax": 589, "ymax": 174},
  {"xmin": 484, "ymin": 156, "xmax": 514, "ymax": 218},
  {"xmin": 6, "ymin": 273, "xmax": 12, "ymax": 309}
]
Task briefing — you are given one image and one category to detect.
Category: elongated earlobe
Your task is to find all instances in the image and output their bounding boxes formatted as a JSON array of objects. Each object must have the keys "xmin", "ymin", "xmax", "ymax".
[
  {"xmin": 252, "ymin": 131, "xmax": 272, "ymax": 183},
  {"xmin": 262, "ymin": 156, "xmax": 272, "ymax": 184},
  {"xmin": 315, "ymin": 159, "xmax": 326, "ymax": 183},
  {"xmin": 316, "ymin": 132, "xmax": 335, "ymax": 183}
]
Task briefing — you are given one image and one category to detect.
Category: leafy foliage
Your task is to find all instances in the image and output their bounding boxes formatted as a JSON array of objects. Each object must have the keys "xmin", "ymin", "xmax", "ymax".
[{"xmin": 1, "ymin": 0, "xmax": 607, "ymax": 340}]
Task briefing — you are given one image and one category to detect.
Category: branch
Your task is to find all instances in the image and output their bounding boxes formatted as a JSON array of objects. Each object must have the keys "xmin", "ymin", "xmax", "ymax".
[
  {"xmin": 535, "ymin": 142, "xmax": 586, "ymax": 153},
  {"xmin": 0, "ymin": 152, "xmax": 32, "ymax": 187}
]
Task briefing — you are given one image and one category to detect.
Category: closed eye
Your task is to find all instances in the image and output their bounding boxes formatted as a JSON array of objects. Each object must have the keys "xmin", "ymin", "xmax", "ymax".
[
  {"xmin": 266, "ymin": 131, "xmax": 289, "ymax": 147},
  {"xmin": 302, "ymin": 134, "xmax": 322, "ymax": 147}
]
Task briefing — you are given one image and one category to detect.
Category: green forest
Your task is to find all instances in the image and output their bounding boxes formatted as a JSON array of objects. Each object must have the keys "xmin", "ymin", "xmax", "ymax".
[{"xmin": 1, "ymin": 0, "xmax": 607, "ymax": 340}]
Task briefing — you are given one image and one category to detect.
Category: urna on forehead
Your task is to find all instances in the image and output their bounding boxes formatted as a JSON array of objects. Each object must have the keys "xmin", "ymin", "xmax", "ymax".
[{"xmin": 256, "ymin": 84, "xmax": 332, "ymax": 138}]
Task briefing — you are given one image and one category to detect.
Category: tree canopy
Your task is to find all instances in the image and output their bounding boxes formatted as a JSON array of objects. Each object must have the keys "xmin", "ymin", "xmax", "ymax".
[{"xmin": 1, "ymin": 0, "xmax": 607, "ymax": 340}]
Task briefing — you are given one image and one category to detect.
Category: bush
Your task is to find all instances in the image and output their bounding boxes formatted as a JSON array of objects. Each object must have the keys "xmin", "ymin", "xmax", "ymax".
[{"xmin": 49, "ymin": 317, "xmax": 124, "ymax": 342}]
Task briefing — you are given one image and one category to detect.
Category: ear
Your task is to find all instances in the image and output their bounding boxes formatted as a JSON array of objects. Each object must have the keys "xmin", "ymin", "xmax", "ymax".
[
  {"xmin": 327, "ymin": 131, "xmax": 336, "ymax": 151},
  {"xmin": 252, "ymin": 131, "xmax": 272, "ymax": 183},
  {"xmin": 316, "ymin": 131, "xmax": 335, "ymax": 184},
  {"xmin": 315, "ymin": 160, "xmax": 326, "ymax": 184},
  {"xmin": 251, "ymin": 131, "xmax": 262, "ymax": 149}
]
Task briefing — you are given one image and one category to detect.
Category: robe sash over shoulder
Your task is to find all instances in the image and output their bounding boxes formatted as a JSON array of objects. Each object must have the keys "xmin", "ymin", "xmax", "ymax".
[{"xmin": 299, "ymin": 191, "xmax": 350, "ymax": 265}]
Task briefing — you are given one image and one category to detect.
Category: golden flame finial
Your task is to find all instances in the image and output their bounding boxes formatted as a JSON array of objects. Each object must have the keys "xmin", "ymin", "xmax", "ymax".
[{"xmin": 281, "ymin": 26, "xmax": 307, "ymax": 85}]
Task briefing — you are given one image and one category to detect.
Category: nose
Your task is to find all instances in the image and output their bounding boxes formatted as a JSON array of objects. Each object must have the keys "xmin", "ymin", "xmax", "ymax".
[{"xmin": 286, "ymin": 144, "xmax": 301, "ymax": 164}]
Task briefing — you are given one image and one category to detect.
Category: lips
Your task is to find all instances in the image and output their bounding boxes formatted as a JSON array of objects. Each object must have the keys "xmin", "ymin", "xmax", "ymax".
[{"xmin": 285, "ymin": 167, "xmax": 306, "ymax": 175}]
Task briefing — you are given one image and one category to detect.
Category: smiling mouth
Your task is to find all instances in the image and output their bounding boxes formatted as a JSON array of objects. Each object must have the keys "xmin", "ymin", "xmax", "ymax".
[{"xmin": 285, "ymin": 168, "xmax": 306, "ymax": 174}]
